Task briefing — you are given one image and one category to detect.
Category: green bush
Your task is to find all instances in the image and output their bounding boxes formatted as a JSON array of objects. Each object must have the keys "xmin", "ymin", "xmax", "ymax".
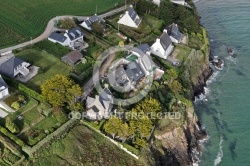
[
  {"xmin": 18, "ymin": 84, "xmax": 46, "ymax": 102},
  {"xmin": 11, "ymin": 101, "xmax": 20, "ymax": 110},
  {"xmin": 0, "ymin": 127, "xmax": 25, "ymax": 147}
]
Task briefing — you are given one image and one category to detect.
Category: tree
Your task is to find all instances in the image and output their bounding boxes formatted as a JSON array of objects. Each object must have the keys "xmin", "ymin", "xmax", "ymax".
[
  {"xmin": 60, "ymin": 18, "xmax": 76, "ymax": 29},
  {"xmin": 91, "ymin": 22, "xmax": 105, "ymax": 35},
  {"xmin": 117, "ymin": 123, "xmax": 134, "ymax": 142},
  {"xmin": 133, "ymin": 137, "xmax": 147, "ymax": 149},
  {"xmin": 5, "ymin": 117, "xmax": 19, "ymax": 134},
  {"xmin": 41, "ymin": 74, "xmax": 83, "ymax": 109},
  {"xmin": 66, "ymin": 85, "xmax": 83, "ymax": 112},
  {"xmin": 166, "ymin": 69, "xmax": 178, "ymax": 84},
  {"xmin": 134, "ymin": 97, "xmax": 161, "ymax": 121},
  {"xmin": 171, "ymin": 80, "xmax": 183, "ymax": 94},
  {"xmin": 11, "ymin": 101, "xmax": 20, "ymax": 110},
  {"xmin": 104, "ymin": 117, "xmax": 123, "ymax": 139}
]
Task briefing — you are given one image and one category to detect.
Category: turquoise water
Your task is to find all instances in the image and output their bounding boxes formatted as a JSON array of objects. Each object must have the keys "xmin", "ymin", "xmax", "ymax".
[{"xmin": 194, "ymin": 0, "xmax": 250, "ymax": 165}]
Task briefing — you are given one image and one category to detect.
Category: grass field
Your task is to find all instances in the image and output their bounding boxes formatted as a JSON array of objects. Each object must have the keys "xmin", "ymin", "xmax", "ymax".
[
  {"xmin": 0, "ymin": 0, "xmax": 123, "ymax": 49},
  {"xmin": 28, "ymin": 125, "xmax": 143, "ymax": 165},
  {"xmin": 15, "ymin": 49, "xmax": 71, "ymax": 91}
]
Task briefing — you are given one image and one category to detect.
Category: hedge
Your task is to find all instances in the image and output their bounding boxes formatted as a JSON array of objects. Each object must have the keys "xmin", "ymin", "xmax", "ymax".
[
  {"xmin": 23, "ymin": 119, "xmax": 78, "ymax": 157},
  {"xmin": 3, "ymin": 77, "xmax": 46, "ymax": 102},
  {"xmin": 0, "ymin": 127, "xmax": 25, "ymax": 147}
]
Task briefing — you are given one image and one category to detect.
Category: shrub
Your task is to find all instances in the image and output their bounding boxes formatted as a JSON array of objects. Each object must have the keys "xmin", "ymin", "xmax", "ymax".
[
  {"xmin": 0, "ymin": 126, "xmax": 25, "ymax": 147},
  {"xmin": 5, "ymin": 117, "xmax": 20, "ymax": 134},
  {"xmin": 11, "ymin": 101, "xmax": 20, "ymax": 110}
]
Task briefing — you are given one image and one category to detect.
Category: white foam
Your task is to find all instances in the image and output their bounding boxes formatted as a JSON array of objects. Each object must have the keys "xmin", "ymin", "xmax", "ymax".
[
  {"xmin": 214, "ymin": 136, "xmax": 224, "ymax": 166},
  {"xmin": 225, "ymin": 56, "xmax": 237, "ymax": 64},
  {"xmin": 207, "ymin": 71, "xmax": 220, "ymax": 85}
]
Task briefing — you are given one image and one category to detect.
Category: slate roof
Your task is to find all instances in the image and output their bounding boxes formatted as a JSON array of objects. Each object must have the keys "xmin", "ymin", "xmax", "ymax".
[
  {"xmin": 127, "ymin": 7, "xmax": 141, "ymax": 26},
  {"xmin": 0, "ymin": 76, "xmax": 8, "ymax": 90},
  {"xmin": 0, "ymin": 57, "xmax": 28, "ymax": 78},
  {"xmin": 135, "ymin": 44, "xmax": 151, "ymax": 54},
  {"xmin": 48, "ymin": 32, "xmax": 67, "ymax": 43},
  {"xmin": 99, "ymin": 87, "xmax": 113, "ymax": 102},
  {"xmin": 125, "ymin": 61, "xmax": 144, "ymax": 82},
  {"xmin": 61, "ymin": 51, "xmax": 83, "ymax": 65},
  {"xmin": 159, "ymin": 32, "xmax": 172, "ymax": 50},
  {"xmin": 166, "ymin": 24, "xmax": 182, "ymax": 41},
  {"xmin": 67, "ymin": 26, "xmax": 83, "ymax": 41},
  {"xmin": 84, "ymin": 15, "xmax": 101, "ymax": 27}
]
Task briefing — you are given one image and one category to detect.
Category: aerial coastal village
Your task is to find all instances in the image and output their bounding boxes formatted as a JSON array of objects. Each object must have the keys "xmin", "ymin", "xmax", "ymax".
[{"xmin": 0, "ymin": 0, "xmax": 211, "ymax": 165}]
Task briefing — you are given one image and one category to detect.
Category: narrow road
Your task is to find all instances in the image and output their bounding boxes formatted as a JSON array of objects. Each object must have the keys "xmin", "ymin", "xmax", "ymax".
[{"xmin": 0, "ymin": 6, "xmax": 126, "ymax": 54}]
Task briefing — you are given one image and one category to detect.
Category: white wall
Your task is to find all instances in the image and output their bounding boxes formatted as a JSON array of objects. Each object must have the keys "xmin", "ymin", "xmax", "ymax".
[{"xmin": 118, "ymin": 12, "xmax": 138, "ymax": 28}]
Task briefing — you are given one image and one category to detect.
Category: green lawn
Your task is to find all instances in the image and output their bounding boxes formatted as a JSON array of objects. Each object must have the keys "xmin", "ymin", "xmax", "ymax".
[
  {"xmin": 0, "ymin": 0, "xmax": 123, "ymax": 49},
  {"xmin": 28, "ymin": 125, "xmax": 143, "ymax": 166},
  {"xmin": 108, "ymin": 14, "xmax": 163, "ymax": 42},
  {"xmin": 15, "ymin": 49, "xmax": 71, "ymax": 91},
  {"xmin": 175, "ymin": 45, "xmax": 192, "ymax": 61}
]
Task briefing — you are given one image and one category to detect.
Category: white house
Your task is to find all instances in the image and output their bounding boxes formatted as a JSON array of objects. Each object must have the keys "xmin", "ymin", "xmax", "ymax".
[
  {"xmin": 80, "ymin": 15, "xmax": 101, "ymax": 30},
  {"xmin": 166, "ymin": 23, "xmax": 183, "ymax": 44},
  {"xmin": 0, "ymin": 75, "xmax": 9, "ymax": 100},
  {"xmin": 152, "ymin": 0, "xmax": 161, "ymax": 6},
  {"xmin": 48, "ymin": 26, "xmax": 84, "ymax": 49},
  {"xmin": 108, "ymin": 44, "xmax": 164, "ymax": 92},
  {"xmin": 118, "ymin": 5, "xmax": 142, "ymax": 28},
  {"xmin": 86, "ymin": 88, "xmax": 113, "ymax": 120},
  {"xmin": 0, "ymin": 56, "xmax": 30, "ymax": 78},
  {"xmin": 171, "ymin": 0, "xmax": 186, "ymax": 6},
  {"xmin": 151, "ymin": 30, "xmax": 174, "ymax": 59},
  {"xmin": 131, "ymin": 44, "xmax": 164, "ymax": 79}
]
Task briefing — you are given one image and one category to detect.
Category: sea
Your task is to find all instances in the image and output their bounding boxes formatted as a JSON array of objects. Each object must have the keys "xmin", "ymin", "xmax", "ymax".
[{"xmin": 193, "ymin": 0, "xmax": 250, "ymax": 165}]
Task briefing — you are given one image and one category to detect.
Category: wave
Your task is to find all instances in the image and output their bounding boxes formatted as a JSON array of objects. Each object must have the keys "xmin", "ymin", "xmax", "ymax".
[{"xmin": 214, "ymin": 136, "xmax": 224, "ymax": 166}]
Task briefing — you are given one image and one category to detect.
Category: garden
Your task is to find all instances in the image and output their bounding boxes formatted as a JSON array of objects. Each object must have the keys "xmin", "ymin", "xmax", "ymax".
[
  {"xmin": 27, "ymin": 124, "xmax": 142, "ymax": 166},
  {"xmin": 15, "ymin": 48, "xmax": 72, "ymax": 91},
  {"xmin": 107, "ymin": 13, "xmax": 164, "ymax": 43}
]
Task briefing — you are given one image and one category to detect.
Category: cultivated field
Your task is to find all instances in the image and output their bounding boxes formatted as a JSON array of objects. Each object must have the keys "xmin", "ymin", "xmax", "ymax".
[
  {"xmin": 0, "ymin": 0, "xmax": 123, "ymax": 49},
  {"xmin": 28, "ymin": 125, "xmax": 143, "ymax": 165}
]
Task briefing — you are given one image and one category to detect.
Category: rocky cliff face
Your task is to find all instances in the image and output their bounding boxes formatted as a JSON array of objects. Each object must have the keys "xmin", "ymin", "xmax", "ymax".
[
  {"xmin": 192, "ymin": 65, "xmax": 213, "ymax": 98},
  {"xmin": 154, "ymin": 111, "xmax": 207, "ymax": 166}
]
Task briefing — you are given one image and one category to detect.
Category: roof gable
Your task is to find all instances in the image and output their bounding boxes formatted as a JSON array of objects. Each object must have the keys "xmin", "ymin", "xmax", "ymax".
[
  {"xmin": 159, "ymin": 32, "xmax": 172, "ymax": 50},
  {"xmin": 48, "ymin": 32, "xmax": 67, "ymax": 43},
  {"xmin": 67, "ymin": 26, "xmax": 83, "ymax": 41},
  {"xmin": 167, "ymin": 24, "xmax": 182, "ymax": 41},
  {"xmin": 0, "ymin": 57, "xmax": 27, "ymax": 77}
]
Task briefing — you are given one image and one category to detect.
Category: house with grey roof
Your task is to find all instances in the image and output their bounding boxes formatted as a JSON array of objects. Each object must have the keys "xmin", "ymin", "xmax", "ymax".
[
  {"xmin": 118, "ymin": 5, "xmax": 142, "ymax": 28},
  {"xmin": 61, "ymin": 50, "xmax": 83, "ymax": 66},
  {"xmin": 80, "ymin": 14, "xmax": 102, "ymax": 30},
  {"xmin": 48, "ymin": 26, "xmax": 84, "ymax": 49},
  {"xmin": 151, "ymin": 29, "xmax": 174, "ymax": 59},
  {"xmin": 86, "ymin": 87, "xmax": 113, "ymax": 120},
  {"xmin": 0, "ymin": 56, "xmax": 30, "ymax": 78},
  {"xmin": 166, "ymin": 23, "xmax": 183, "ymax": 43},
  {"xmin": 108, "ymin": 43, "xmax": 164, "ymax": 92},
  {"xmin": 0, "ymin": 75, "xmax": 9, "ymax": 100},
  {"xmin": 48, "ymin": 32, "xmax": 68, "ymax": 46}
]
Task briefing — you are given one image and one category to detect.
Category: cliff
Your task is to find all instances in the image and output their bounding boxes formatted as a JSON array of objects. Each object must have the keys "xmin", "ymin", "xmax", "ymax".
[{"xmin": 144, "ymin": 28, "xmax": 212, "ymax": 165}]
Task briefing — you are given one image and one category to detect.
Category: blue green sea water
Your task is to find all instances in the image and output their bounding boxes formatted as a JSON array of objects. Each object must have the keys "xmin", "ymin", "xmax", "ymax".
[{"xmin": 194, "ymin": 0, "xmax": 250, "ymax": 165}]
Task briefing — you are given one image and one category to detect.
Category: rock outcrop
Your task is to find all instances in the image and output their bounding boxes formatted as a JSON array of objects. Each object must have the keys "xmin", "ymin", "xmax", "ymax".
[{"xmin": 154, "ymin": 111, "xmax": 207, "ymax": 166}]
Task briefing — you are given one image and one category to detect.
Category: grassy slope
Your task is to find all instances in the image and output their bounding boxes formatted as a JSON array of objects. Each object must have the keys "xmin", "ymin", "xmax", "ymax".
[
  {"xmin": 29, "ymin": 125, "xmax": 143, "ymax": 166},
  {"xmin": 0, "ymin": 0, "xmax": 123, "ymax": 49},
  {"xmin": 15, "ymin": 49, "xmax": 71, "ymax": 91}
]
